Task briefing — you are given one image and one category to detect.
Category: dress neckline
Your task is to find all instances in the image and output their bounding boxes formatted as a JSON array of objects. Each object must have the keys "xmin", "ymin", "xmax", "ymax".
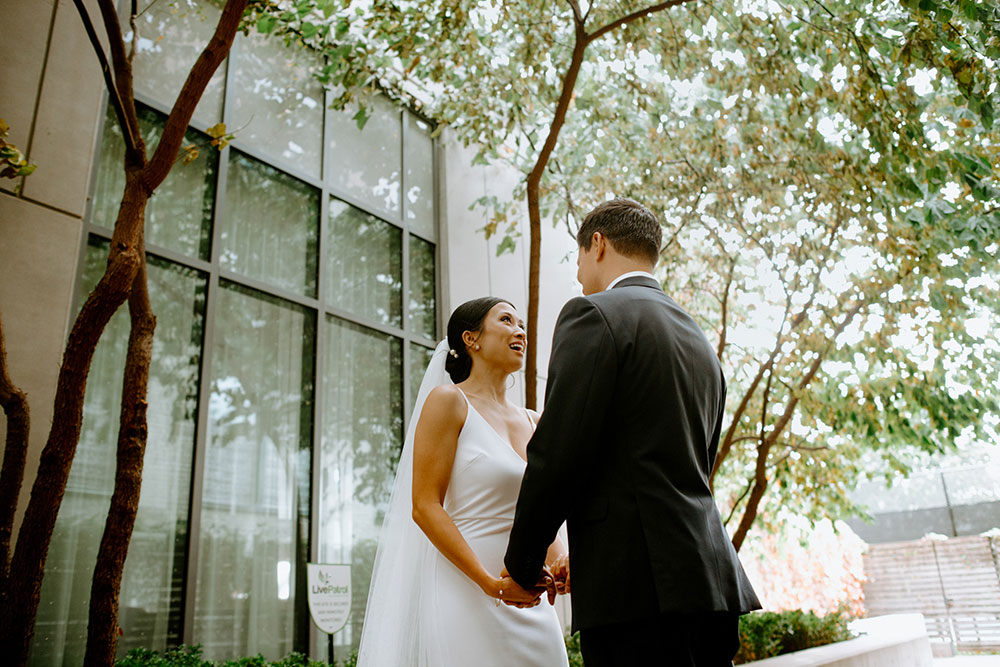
[{"xmin": 456, "ymin": 388, "xmax": 530, "ymax": 463}]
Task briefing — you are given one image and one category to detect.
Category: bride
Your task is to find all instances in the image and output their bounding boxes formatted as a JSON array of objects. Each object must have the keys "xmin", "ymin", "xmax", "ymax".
[{"xmin": 357, "ymin": 297, "xmax": 570, "ymax": 666}]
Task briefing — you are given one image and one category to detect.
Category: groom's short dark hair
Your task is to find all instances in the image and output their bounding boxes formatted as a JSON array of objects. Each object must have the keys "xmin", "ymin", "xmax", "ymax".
[{"xmin": 577, "ymin": 198, "xmax": 662, "ymax": 265}]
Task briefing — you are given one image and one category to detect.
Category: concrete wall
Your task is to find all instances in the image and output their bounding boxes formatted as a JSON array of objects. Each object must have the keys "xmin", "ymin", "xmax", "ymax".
[
  {"xmin": 438, "ymin": 135, "xmax": 581, "ymax": 403},
  {"xmin": 1, "ymin": 0, "xmax": 102, "ymax": 542},
  {"xmin": 744, "ymin": 614, "xmax": 934, "ymax": 667}
]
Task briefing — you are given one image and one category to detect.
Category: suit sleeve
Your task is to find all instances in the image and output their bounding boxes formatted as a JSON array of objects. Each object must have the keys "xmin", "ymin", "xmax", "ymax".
[{"xmin": 504, "ymin": 297, "xmax": 617, "ymax": 589}]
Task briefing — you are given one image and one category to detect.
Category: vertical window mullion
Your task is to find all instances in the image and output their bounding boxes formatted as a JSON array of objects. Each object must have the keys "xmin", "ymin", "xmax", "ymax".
[
  {"xmin": 400, "ymin": 109, "xmax": 413, "ymax": 429},
  {"xmin": 308, "ymin": 84, "xmax": 333, "ymax": 658},
  {"xmin": 181, "ymin": 36, "xmax": 236, "ymax": 646}
]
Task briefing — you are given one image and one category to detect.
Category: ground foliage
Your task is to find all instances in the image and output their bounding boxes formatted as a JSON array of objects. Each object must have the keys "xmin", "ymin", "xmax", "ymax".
[
  {"xmin": 247, "ymin": 0, "xmax": 1000, "ymax": 542},
  {"xmin": 735, "ymin": 608, "xmax": 854, "ymax": 663},
  {"xmin": 115, "ymin": 646, "xmax": 356, "ymax": 667}
]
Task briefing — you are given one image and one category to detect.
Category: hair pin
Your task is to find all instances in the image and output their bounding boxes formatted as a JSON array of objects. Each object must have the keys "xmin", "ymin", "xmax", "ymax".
[{"xmin": 449, "ymin": 349, "xmax": 460, "ymax": 359}]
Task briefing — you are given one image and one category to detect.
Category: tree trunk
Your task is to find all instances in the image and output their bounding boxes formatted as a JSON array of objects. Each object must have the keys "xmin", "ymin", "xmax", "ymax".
[
  {"xmin": 0, "ymin": 233, "xmax": 141, "ymax": 661},
  {"xmin": 524, "ymin": 21, "xmax": 588, "ymax": 409},
  {"xmin": 84, "ymin": 239, "xmax": 155, "ymax": 667},
  {"xmin": 729, "ymin": 440, "xmax": 772, "ymax": 551},
  {"xmin": 523, "ymin": 0, "xmax": 696, "ymax": 407},
  {"xmin": 0, "ymin": 313, "xmax": 30, "ymax": 588}
]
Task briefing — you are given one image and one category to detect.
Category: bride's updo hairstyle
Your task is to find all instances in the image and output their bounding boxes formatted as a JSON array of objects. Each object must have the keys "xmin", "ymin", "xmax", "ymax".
[{"xmin": 446, "ymin": 296, "xmax": 513, "ymax": 383}]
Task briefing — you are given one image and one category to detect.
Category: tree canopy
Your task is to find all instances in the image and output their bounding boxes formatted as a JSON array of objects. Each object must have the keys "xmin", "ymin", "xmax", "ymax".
[{"xmin": 251, "ymin": 0, "xmax": 1000, "ymax": 544}]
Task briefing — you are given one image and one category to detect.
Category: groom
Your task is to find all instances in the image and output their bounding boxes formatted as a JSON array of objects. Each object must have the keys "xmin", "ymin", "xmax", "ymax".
[{"xmin": 504, "ymin": 198, "xmax": 761, "ymax": 665}]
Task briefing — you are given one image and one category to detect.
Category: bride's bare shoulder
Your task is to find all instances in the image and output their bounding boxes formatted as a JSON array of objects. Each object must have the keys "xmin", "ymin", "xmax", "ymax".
[{"xmin": 419, "ymin": 385, "xmax": 468, "ymax": 426}]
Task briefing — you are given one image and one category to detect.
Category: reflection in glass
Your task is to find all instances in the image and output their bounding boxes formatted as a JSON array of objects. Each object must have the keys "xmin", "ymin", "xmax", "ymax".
[
  {"xmin": 92, "ymin": 104, "xmax": 216, "ymax": 260},
  {"xmin": 319, "ymin": 317, "xmax": 402, "ymax": 654},
  {"xmin": 404, "ymin": 115, "xmax": 435, "ymax": 239},
  {"xmin": 408, "ymin": 343, "xmax": 435, "ymax": 422},
  {"xmin": 195, "ymin": 281, "xmax": 314, "ymax": 660},
  {"xmin": 326, "ymin": 199, "xmax": 402, "ymax": 327},
  {"xmin": 221, "ymin": 151, "xmax": 319, "ymax": 297},
  {"xmin": 230, "ymin": 30, "xmax": 324, "ymax": 179},
  {"xmin": 31, "ymin": 238, "xmax": 206, "ymax": 665},
  {"xmin": 327, "ymin": 97, "xmax": 401, "ymax": 218},
  {"xmin": 132, "ymin": 0, "xmax": 225, "ymax": 125},
  {"xmin": 408, "ymin": 236, "xmax": 436, "ymax": 339}
]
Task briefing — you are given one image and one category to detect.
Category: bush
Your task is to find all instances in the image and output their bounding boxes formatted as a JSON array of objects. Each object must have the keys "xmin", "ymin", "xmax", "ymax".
[
  {"xmin": 565, "ymin": 632, "xmax": 584, "ymax": 667},
  {"xmin": 735, "ymin": 608, "xmax": 854, "ymax": 664},
  {"xmin": 116, "ymin": 646, "xmax": 355, "ymax": 667}
]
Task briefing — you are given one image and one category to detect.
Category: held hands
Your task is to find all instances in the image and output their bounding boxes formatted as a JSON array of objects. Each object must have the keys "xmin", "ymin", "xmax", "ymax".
[{"xmin": 494, "ymin": 562, "xmax": 569, "ymax": 608}]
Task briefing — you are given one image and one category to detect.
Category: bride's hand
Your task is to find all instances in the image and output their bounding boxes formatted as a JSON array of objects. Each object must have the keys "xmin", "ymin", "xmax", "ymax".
[{"xmin": 495, "ymin": 575, "xmax": 544, "ymax": 608}]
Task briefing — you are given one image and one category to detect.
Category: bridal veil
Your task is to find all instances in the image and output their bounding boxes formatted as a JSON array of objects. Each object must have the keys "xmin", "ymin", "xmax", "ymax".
[{"xmin": 356, "ymin": 340, "xmax": 452, "ymax": 666}]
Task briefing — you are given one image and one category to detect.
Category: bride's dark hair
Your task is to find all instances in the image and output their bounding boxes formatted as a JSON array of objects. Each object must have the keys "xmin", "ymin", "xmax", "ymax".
[{"xmin": 445, "ymin": 296, "xmax": 513, "ymax": 383}]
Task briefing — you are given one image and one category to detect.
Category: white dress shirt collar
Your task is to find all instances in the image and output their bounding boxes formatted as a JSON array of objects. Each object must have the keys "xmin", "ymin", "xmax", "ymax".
[{"xmin": 605, "ymin": 270, "xmax": 656, "ymax": 291}]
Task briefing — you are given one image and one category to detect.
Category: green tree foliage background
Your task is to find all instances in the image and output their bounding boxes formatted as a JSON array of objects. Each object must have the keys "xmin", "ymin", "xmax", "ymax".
[{"xmin": 250, "ymin": 0, "xmax": 1000, "ymax": 544}]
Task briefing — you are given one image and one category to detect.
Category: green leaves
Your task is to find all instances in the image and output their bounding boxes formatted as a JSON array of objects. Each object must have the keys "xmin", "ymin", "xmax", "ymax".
[
  {"xmin": 256, "ymin": 15, "xmax": 276, "ymax": 34},
  {"xmin": 0, "ymin": 119, "xmax": 37, "ymax": 179},
  {"xmin": 352, "ymin": 106, "xmax": 369, "ymax": 131}
]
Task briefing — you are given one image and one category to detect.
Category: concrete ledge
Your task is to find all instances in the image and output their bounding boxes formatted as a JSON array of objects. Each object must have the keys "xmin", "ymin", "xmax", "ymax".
[{"xmin": 743, "ymin": 614, "xmax": 933, "ymax": 667}]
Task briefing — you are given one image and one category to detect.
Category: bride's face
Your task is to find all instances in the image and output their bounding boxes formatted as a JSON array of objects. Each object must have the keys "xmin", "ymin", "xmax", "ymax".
[{"xmin": 466, "ymin": 303, "xmax": 527, "ymax": 374}]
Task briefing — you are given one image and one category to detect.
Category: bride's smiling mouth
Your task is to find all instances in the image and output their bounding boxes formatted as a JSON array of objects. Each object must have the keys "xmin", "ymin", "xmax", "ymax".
[{"xmin": 509, "ymin": 341, "xmax": 525, "ymax": 354}]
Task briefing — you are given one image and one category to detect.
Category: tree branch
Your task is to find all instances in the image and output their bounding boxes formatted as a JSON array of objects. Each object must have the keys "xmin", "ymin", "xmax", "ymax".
[
  {"xmin": 729, "ymin": 300, "xmax": 864, "ymax": 549},
  {"xmin": 717, "ymin": 257, "xmax": 737, "ymax": 361},
  {"xmin": 96, "ymin": 0, "xmax": 142, "ymax": 162},
  {"xmin": 0, "ymin": 311, "xmax": 30, "ymax": 588},
  {"xmin": 71, "ymin": 0, "xmax": 140, "ymax": 158},
  {"xmin": 724, "ymin": 479, "xmax": 754, "ymax": 526},
  {"xmin": 145, "ymin": 0, "xmax": 249, "ymax": 190},
  {"xmin": 585, "ymin": 0, "xmax": 698, "ymax": 44}
]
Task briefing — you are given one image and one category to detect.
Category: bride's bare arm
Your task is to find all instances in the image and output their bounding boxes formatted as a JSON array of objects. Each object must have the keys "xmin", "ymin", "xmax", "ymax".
[{"xmin": 412, "ymin": 386, "xmax": 541, "ymax": 605}]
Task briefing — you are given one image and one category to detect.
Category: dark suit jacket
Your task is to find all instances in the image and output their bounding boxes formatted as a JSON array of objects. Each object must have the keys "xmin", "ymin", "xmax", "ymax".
[{"xmin": 504, "ymin": 276, "xmax": 761, "ymax": 632}]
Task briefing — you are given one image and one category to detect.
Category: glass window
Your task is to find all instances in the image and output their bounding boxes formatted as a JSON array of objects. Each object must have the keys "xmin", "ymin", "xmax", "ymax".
[
  {"xmin": 221, "ymin": 151, "xmax": 319, "ymax": 297},
  {"xmin": 195, "ymin": 282, "xmax": 314, "ymax": 660},
  {"xmin": 318, "ymin": 317, "xmax": 403, "ymax": 652},
  {"xmin": 230, "ymin": 31, "xmax": 324, "ymax": 179},
  {"xmin": 408, "ymin": 235, "xmax": 436, "ymax": 339},
  {"xmin": 92, "ymin": 104, "xmax": 216, "ymax": 260},
  {"xmin": 327, "ymin": 97, "xmax": 400, "ymax": 219},
  {"xmin": 326, "ymin": 199, "xmax": 402, "ymax": 327},
  {"xmin": 31, "ymin": 238, "xmax": 206, "ymax": 664},
  {"xmin": 408, "ymin": 343, "xmax": 435, "ymax": 420},
  {"xmin": 132, "ymin": 0, "xmax": 225, "ymax": 126},
  {"xmin": 404, "ymin": 115, "xmax": 435, "ymax": 240}
]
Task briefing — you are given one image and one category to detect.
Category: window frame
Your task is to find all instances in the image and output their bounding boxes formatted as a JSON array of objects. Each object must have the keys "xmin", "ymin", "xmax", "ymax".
[{"xmin": 72, "ymin": 29, "xmax": 441, "ymax": 658}]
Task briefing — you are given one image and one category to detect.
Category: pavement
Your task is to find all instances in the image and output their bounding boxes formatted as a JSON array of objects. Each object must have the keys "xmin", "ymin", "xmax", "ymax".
[{"xmin": 933, "ymin": 658, "xmax": 1000, "ymax": 666}]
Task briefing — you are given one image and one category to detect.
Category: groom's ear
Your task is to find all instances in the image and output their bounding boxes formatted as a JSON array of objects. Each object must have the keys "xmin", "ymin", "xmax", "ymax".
[{"xmin": 593, "ymin": 232, "xmax": 608, "ymax": 261}]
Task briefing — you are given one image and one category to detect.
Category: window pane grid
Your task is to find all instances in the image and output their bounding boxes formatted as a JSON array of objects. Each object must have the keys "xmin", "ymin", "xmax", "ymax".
[{"xmin": 46, "ymin": 17, "xmax": 439, "ymax": 661}]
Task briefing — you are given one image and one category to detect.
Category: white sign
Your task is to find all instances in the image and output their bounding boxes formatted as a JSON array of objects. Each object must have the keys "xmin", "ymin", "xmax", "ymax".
[{"xmin": 307, "ymin": 563, "xmax": 351, "ymax": 635}]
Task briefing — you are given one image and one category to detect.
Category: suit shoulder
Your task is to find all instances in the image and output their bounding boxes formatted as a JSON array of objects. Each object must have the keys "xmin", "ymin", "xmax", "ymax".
[{"xmin": 558, "ymin": 295, "xmax": 612, "ymax": 328}]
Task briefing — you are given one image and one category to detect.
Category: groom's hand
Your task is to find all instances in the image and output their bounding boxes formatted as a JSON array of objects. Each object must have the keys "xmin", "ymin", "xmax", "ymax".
[
  {"xmin": 498, "ymin": 568, "xmax": 547, "ymax": 608},
  {"xmin": 550, "ymin": 554, "xmax": 570, "ymax": 595}
]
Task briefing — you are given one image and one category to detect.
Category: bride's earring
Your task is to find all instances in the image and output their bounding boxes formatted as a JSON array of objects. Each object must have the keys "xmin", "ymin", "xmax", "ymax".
[{"xmin": 474, "ymin": 344, "xmax": 480, "ymax": 350}]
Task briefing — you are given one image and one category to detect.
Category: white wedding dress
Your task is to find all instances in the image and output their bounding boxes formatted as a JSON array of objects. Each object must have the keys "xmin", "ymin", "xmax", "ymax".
[{"xmin": 357, "ymin": 341, "xmax": 569, "ymax": 666}]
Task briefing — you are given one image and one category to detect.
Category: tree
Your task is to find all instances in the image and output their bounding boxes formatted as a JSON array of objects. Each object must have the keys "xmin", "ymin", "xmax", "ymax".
[
  {"xmin": 0, "ymin": 1, "xmax": 250, "ymax": 664},
  {"xmin": 252, "ymin": 0, "xmax": 999, "ymax": 545},
  {"xmin": 541, "ymin": 0, "xmax": 1000, "ymax": 548},
  {"xmin": 250, "ymin": 0, "xmax": 704, "ymax": 408}
]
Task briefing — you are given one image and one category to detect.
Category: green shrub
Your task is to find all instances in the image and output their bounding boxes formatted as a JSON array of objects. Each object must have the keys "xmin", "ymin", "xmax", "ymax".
[
  {"xmin": 565, "ymin": 632, "xmax": 584, "ymax": 667},
  {"xmin": 735, "ymin": 608, "xmax": 854, "ymax": 664},
  {"xmin": 116, "ymin": 646, "xmax": 350, "ymax": 667}
]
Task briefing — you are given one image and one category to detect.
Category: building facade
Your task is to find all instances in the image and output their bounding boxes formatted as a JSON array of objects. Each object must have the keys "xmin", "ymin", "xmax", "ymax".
[{"xmin": 1, "ymin": 0, "xmax": 580, "ymax": 662}]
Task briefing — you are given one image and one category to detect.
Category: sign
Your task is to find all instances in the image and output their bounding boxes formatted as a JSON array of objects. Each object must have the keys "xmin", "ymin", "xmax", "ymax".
[{"xmin": 306, "ymin": 563, "xmax": 351, "ymax": 635}]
